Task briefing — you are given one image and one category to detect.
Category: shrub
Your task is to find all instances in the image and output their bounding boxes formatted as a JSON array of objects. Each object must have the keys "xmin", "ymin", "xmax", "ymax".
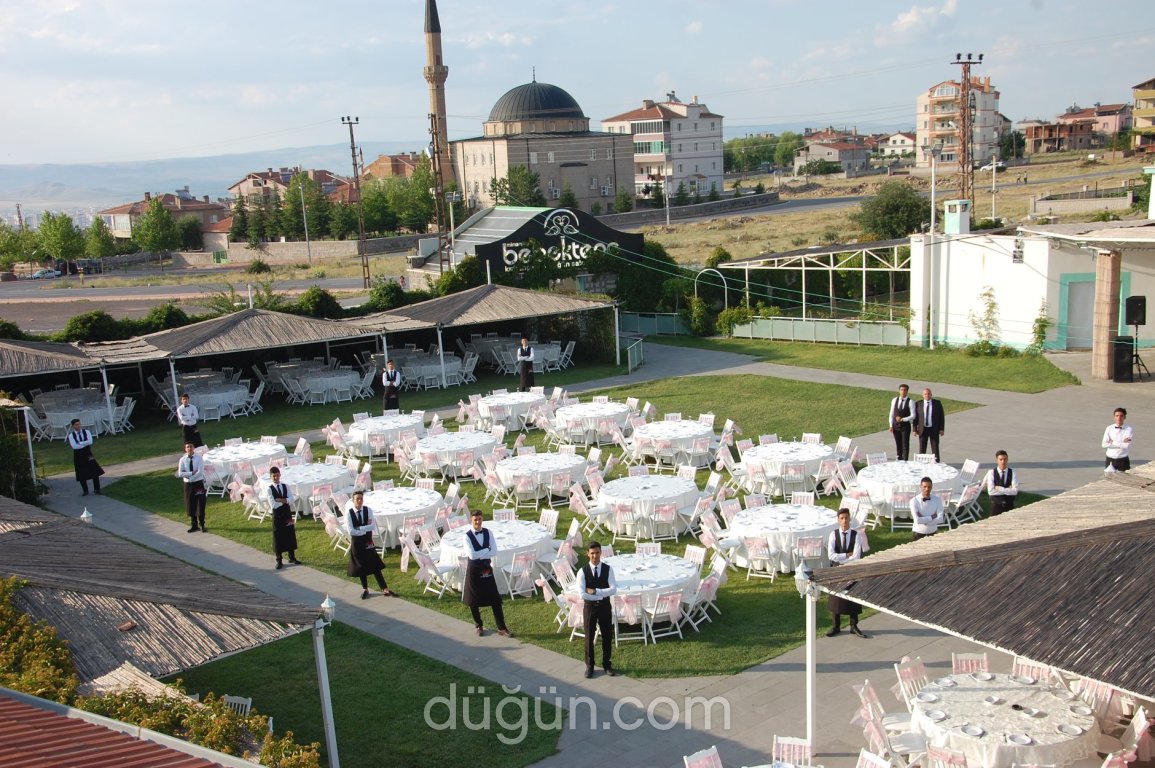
[
  {"xmin": 1090, "ymin": 210, "xmax": 1120, "ymax": 222},
  {"xmin": 684, "ymin": 295, "xmax": 716, "ymax": 336},
  {"xmin": 245, "ymin": 258, "xmax": 272, "ymax": 274},
  {"xmin": 716, "ymin": 305, "xmax": 753, "ymax": 336},
  {"xmin": 0, "ymin": 318, "xmax": 25, "ymax": 340},
  {"xmin": 0, "ymin": 577, "xmax": 79, "ymax": 703},
  {"xmin": 293, "ymin": 286, "xmax": 343, "ymax": 319},
  {"xmin": 61, "ymin": 310, "xmax": 125, "ymax": 342}
]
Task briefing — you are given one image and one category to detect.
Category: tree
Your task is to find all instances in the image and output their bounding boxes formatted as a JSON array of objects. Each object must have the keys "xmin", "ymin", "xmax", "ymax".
[
  {"xmin": 61, "ymin": 310, "xmax": 124, "ymax": 342},
  {"xmin": 649, "ymin": 182, "xmax": 665, "ymax": 209},
  {"xmin": 281, "ymin": 173, "xmax": 329, "ymax": 240},
  {"xmin": 133, "ymin": 198, "xmax": 180, "ymax": 257},
  {"xmin": 84, "ymin": 217, "xmax": 116, "ymax": 260},
  {"xmin": 0, "ymin": 222, "xmax": 40, "ymax": 271},
  {"xmin": 672, "ymin": 182, "xmax": 690, "ymax": 207},
  {"xmin": 293, "ymin": 286, "xmax": 344, "ymax": 318},
  {"xmin": 707, "ymin": 183, "xmax": 720, "ymax": 202},
  {"xmin": 328, "ymin": 201, "xmax": 358, "ymax": 240},
  {"xmin": 613, "ymin": 190, "xmax": 633, "ymax": 213},
  {"xmin": 774, "ymin": 132, "xmax": 805, "ymax": 168},
  {"xmin": 850, "ymin": 180, "xmax": 932, "ymax": 239},
  {"xmin": 490, "ymin": 165, "xmax": 547, "ymax": 207},
  {"xmin": 229, "ymin": 198, "xmax": 249, "ymax": 242},
  {"xmin": 38, "ymin": 212, "xmax": 85, "ymax": 262},
  {"xmin": 361, "ymin": 179, "xmax": 398, "ymax": 235},
  {"xmin": 432, "ymin": 255, "xmax": 486, "ymax": 296},
  {"xmin": 705, "ymin": 246, "xmax": 732, "ymax": 269},
  {"xmin": 558, "ymin": 186, "xmax": 578, "ymax": 209},
  {"xmin": 176, "ymin": 216, "xmax": 203, "ymax": 251},
  {"xmin": 999, "ymin": 130, "xmax": 1026, "ymax": 161},
  {"xmin": 583, "ymin": 239, "xmax": 684, "ymax": 313}
]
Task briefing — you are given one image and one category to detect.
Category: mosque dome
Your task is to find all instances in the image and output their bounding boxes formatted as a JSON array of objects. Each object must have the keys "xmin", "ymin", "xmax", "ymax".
[{"xmin": 487, "ymin": 81, "xmax": 586, "ymax": 123}]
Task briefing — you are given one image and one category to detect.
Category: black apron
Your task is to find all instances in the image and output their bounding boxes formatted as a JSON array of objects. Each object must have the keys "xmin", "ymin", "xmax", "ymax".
[
  {"xmin": 70, "ymin": 430, "xmax": 105, "ymax": 482},
  {"xmin": 382, "ymin": 369, "xmax": 401, "ymax": 411},
  {"xmin": 827, "ymin": 529, "xmax": 861, "ymax": 616},
  {"xmin": 346, "ymin": 506, "xmax": 386, "ymax": 577},
  {"xmin": 989, "ymin": 467, "xmax": 1015, "ymax": 514},
  {"xmin": 462, "ymin": 528, "xmax": 502, "ymax": 607},
  {"xmin": 517, "ymin": 346, "xmax": 534, "ymax": 391},
  {"xmin": 270, "ymin": 482, "xmax": 298, "ymax": 554}
]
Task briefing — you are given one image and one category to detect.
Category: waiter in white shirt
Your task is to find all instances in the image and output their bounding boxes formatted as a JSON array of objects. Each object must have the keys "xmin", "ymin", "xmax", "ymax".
[
  {"xmin": 984, "ymin": 449, "xmax": 1019, "ymax": 515},
  {"xmin": 68, "ymin": 418, "xmax": 104, "ymax": 496},
  {"xmin": 175, "ymin": 393, "xmax": 203, "ymax": 448},
  {"xmin": 381, "ymin": 359, "xmax": 402, "ymax": 412},
  {"xmin": 826, "ymin": 508, "xmax": 867, "ymax": 638},
  {"xmin": 887, "ymin": 384, "xmax": 915, "ymax": 461},
  {"xmin": 1103, "ymin": 407, "xmax": 1133, "ymax": 472},
  {"xmin": 176, "ymin": 442, "xmax": 207, "ymax": 532},
  {"xmin": 909, "ymin": 476, "xmax": 944, "ymax": 541},
  {"xmin": 516, "ymin": 336, "xmax": 535, "ymax": 392},
  {"xmin": 578, "ymin": 541, "xmax": 618, "ymax": 678}
]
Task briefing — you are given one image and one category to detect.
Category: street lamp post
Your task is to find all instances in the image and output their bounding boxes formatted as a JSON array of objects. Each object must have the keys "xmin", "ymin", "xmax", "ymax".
[
  {"xmin": 794, "ymin": 566, "xmax": 819, "ymax": 755},
  {"xmin": 314, "ymin": 595, "xmax": 340, "ymax": 768},
  {"xmin": 923, "ymin": 141, "xmax": 942, "ymax": 349}
]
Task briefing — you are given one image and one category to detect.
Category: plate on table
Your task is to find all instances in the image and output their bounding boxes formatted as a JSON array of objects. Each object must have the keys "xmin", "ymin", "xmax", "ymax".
[
  {"xmin": 1013, "ymin": 675, "xmax": 1037, "ymax": 685},
  {"xmin": 925, "ymin": 709, "xmax": 947, "ymax": 722},
  {"xmin": 961, "ymin": 724, "xmax": 985, "ymax": 737},
  {"xmin": 1020, "ymin": 707, "xmax": 1042, "ymax": 718},
  {"xmin": 983, "ymin": 695, "xmax": 1003, "ymax": 705},
  {"xmin": 1057, "ymin": 724, "xmax": 1084, "ymax": 736},
  {"xmin": 934, "ymin": 677, "xmax": 957, "ymax": 687},
  {"xmin": 1070, "ymin": 704, "xmax": 1093, "ymax": 716},
  {"xmin": 971, "ymin": 672, "xmax": 994, "ymax": 682},
  {"xmin": 917, "ymin": 691, "xmax": 940, "ymax": 703},
  {"xmin": 1008, "ymin": 734, "xmax": 1033, "ymax": 746}
]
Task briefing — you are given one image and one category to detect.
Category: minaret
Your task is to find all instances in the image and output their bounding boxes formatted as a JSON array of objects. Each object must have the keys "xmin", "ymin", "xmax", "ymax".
[{"xmin": 424, "ymin": 0, "xmax": 454, "ymax": 181}]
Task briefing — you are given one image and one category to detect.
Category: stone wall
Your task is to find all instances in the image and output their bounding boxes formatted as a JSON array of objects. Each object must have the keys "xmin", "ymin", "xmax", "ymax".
[{"xmin": 174, "ymin": 234, "xmax": 425, "ymax": 268}]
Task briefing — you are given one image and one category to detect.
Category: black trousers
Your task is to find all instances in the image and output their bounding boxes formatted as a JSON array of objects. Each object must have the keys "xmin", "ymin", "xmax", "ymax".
[
  {"xmin": 182, "ymin": 423, "xmax": 203, "ymax": 448},
  {"xmin": 989, "ymin": 496, "xmax": 1015, "ymax": 515},
  {"xmin": 184, "ymin": 480, "xmax": 206, "ymax": 527},
  {"xmin": 917, "ymin": 430, "xmax": 942, "ymax": 462},
  {"xmin": 79, "ymin": 476, "xmax": 102, "ymax": 494},
  {"xmin": 469, "ymin": 603, "xmax": 508, "ymax": 631},
  {"xmin": 583, "ymin": 599, "xmax": 614, "ymax": 670},
  {"xmin": 892, "ymin": 425, "xmax": 911, "ymax": 461},
  {"xmin": 359, "ymin": 572, "xmax": 387, "ymax": 590}
]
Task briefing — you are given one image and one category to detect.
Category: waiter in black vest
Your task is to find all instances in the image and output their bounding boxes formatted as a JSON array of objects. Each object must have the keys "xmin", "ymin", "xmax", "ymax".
[
  {"xmin": 516, "ymin": 336, "xmax": 535, "ymax": 392},
  {"xmin": 579, "ymin": 541, "xmax": 618, "ymax": 678},
  {"xmin": 984, "ymin": 449, "xmax": 1019, "ymax": 515},
  {"xmin": 463, "ymin": 510, "xmax": 512, "ymax": 637},
  {"xmin": 826, "ymin": 508, "xmax": 867, "ymax": 638},
  {"xmin": 381, "ymin": 359, "xmax": 402, "ymax": 412},
  {"xmin": 887, "ymin": 384, "xmax": 914, "ymax": 461}
]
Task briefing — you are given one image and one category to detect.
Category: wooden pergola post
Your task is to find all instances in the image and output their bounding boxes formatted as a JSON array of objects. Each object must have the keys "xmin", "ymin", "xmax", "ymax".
[{"xmin": 1091, "ymin": 249, "xmax": 1121, "ymax": 380}]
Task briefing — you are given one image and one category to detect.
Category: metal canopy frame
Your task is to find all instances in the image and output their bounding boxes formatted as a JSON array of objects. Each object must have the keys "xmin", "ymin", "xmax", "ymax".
[{"xmin": 718, "ymin": 239, "xmax": 910, "ymax": 319}]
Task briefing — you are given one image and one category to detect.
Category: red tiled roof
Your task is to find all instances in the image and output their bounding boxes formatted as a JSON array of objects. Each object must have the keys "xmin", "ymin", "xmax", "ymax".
[
  {"xmin": 202, "ymin": 216, "xmax": 232, "ymax": 233},
  {"xmin": 0, "ymin": 694, "xmax": 224, "ymax": 768},
  {"xmin": 809, "ymin": 142, "xmax": 868, "ymax": 151},
  {"xmin": 602, "ymin": 104, "xmax": 683, "ymax": 122},
  {"xmin": 98, "ymin": 193, "xmax": 228, "ymax": 217}
]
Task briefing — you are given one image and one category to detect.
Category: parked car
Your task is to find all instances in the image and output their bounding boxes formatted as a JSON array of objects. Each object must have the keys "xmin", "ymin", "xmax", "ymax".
[
  {"xmin": 978, "ymin": 160, "xmax": 1007, "ymax": 172},
  {"xmin": 31, "ymin": 268, "xmax": 60, "ymax": 279}
]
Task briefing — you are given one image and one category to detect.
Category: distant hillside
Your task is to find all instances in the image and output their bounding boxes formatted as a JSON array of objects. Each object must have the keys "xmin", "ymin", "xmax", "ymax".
[{"xmin": 0, "ymin": 140, "xmax": 423, "ymax": 215}]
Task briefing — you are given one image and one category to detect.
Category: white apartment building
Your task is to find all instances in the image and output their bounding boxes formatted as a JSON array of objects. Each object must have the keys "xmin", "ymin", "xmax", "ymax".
[
  {"xmin": 915, "ymin": 76, "xmax": 1001, "ymax": 170},
  {"xmin": 602, "ymin": 91, "xmax": 724, "ymax": 198}
]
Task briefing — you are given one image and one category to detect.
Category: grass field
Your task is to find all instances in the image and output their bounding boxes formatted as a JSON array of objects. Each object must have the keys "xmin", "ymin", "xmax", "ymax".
[{"xmin": 649, "ymin": 337, "xmax": 1079, "ymax": 394}]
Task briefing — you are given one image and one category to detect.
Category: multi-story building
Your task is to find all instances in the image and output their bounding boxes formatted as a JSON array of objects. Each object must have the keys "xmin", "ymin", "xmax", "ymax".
[
  {"xmin": 915, "ymin": 76, "xmax": 1000, "ymax": 170},
  {"xmin": 1057, "ymin": 103, "xmax": 1132, "ymax": 139},
  {"xmin": 792, "ymin": 142, "xmax": 871, "ymax": 174},
  {"xmin": 227, "ymin": 167, "xmax": 347, "ymax": 204},
  {"xmin": 602, "ymin": 91, "xmax": 724, "ymax": 199},
  {"xmin": 452, "ymin": 80, "xmax": 634, "ymax": 212},
  {"xmin": 1132, "ymin": 77, "xmax": 1155, "ymax": 154},
  {"xmin": 882, "ymin": 132, "xmax": 917, "ymax": 157},
  {"xmin": 98, "ymin": 188, "xmax": 228, "ymax": 240},
  {"xmin": 1018, "ymin": 118, "xmax": 1096, "ymax": 155},
  {"xmin": 363, "ymin": 152, "xmax": 422, "ymax": 180}
]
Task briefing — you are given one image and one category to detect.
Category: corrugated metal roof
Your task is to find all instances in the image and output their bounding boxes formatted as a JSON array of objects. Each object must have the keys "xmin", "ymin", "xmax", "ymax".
[
  {"xmin": 0, "ymin": 339, "xmax": 95, "ymax": 377},
  {"xmin": 452, "ymin": 207, "xmax": 547, "ymax": 257},
  {"xmin": 813, "ymin": 468, "xmax": 1155, "ymax": 699},
  {"xmin": 348, "ymin": 284, "xmax": 611, "ymax": 332}
]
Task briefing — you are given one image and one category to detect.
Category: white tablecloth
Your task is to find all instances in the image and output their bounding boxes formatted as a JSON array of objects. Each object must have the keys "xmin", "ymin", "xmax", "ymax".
[
  {"xmin": 727, "ymin": 504, "xmax": 837, "ymax": 572},
  {"xmin": 742, "ymin": 442, "xmax": 834, "ymax": 479},
  {"xmin": 912, "ymin": 673, "xmax": 1100, "ymax": 768},
  {"xmin": 165, "ymin": 371, "xmax": 226, "ymax": 389},
  {"xmin": 416, "ymin": 431, "xmax": 498, "ymax": 467},
  {"xmin": 439, "ymin": 519, "xmax": 552, "ymax": 571},
  {"xmin": 362, "ymin": 487, "xmax": 443, "ymax": 548},
  {"xmin": 495, "ymin": 452, "xmax": 588, "ymax": 488},
  {"xmin": 565, "ymin": 553, "xmax": 699, "ymax": 611},
  {"xmin": 203, "ymin": 442, "xmax": 287, "ymax": 477},
  {"xmin": 35, "ymin": 389, "xmax": 105, "ymax": 412},
  {"xmin": 403, "ymin": 358, "xmax": 463, "ymax": 385},
  {"xmin": 856, "ymin": 461, "xmax": 960, "ymax": 518},
  {"xmin": 597, "ymin": 475, "xmax": 702, "ymax": 517},
  {"xmin": 268, "ymin": 361, "xmax": 327, "ymax": 379},
  {"xmin": 346, "ymin": 414, "xmax": 426, "ymax": 457},
  {"xmin": 478, "ymin": 392, "xmax": 545, "ymax": 423},
  {"xmin": 554, "ymin": 402, "xmax": 632, "ymax": 435},
  {"xmin": 633, "ymin": 420, "xmax": 714, "ymax": 466},
  {"xmin": 257, "ymin": 463, "xmax": 353, "ymax": 511},
  {"xmin": 186, "ymin": 384, "xmax": 249, "ymax": 415},
  {"xmin": 295, "ymin": 370, "xmax": 359, "ymax": 401}
]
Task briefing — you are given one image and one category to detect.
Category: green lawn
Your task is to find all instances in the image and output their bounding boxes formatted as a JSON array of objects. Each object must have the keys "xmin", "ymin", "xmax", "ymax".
[
  {"xmin": 165, "ymin": 622, "xmax": 560, "ymax": 768},
  {"xmin": 104, "ymin": 374, "xmax": 985, "ymax": 681},
  {"xmin": 648, "ymin": 336, "xmax": 1080, "ymax": 394}
]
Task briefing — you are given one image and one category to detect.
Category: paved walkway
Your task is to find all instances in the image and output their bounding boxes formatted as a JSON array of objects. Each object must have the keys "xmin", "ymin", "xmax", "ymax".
[{"xmin": 39, "ymin": 341, "xmax": 1155, "ymax": 768}]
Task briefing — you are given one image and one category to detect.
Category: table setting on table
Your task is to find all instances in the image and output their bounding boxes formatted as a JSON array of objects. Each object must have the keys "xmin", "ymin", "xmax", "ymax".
[
  {"xmin": 183, "ymin": 382, "xmax": 250, "ymax": 415},
  {"xmin": 415, "ymin": 431, "xmax": 499, "ymax": 469},
  {"xmin": 363, "ymin": 486, "xmax": 443, "ymax": 548},
  {"xmin": 910, "ymin": 672, "xmax": 1101, "ymax": 768},
  {"xmin": 438, "ymin": 519, "xmax": 552, "ymax": 589},
  {"xmin": 741, "ymin": 442, "xmax": 834, "ymax": 481},
  {"xmin": 163, "ymin": 371, "xmax": 226, "ymax": 389},
  {"xmin": 632, "ymin": 420, "xmax": 715, "ymax": 466},
  {"xmin": 256, "ymin": 462, "xmax": 354, "ymax": 512},
  {"xmin": 478, "ymin": 391, "xmax": 546, "ymax": 426},
  {"xmin": 495, "ymin": 452, "xmax": 588, "ymax": 488},
  {"xmin": 345, "ymin": 413, "xmax": 426, "ymax": 457},
  {"xmin": 725, "ymin": 503, "xmax": 837, "ymax": 572},
  {"xmin": 855, "ymin": 460, "xmax": 960, "ymax": 518},
  {"xmin": 565, "ymin": 553, "xmax": 700, "ymax": 611},
  {"xmin": 553, "ymin": 401, "xmax": 632, "ymax": 439},
  {"xmin": 34, "ymin": 389, "xmax": 109, "ymax": 434},
  {"xmin": 202, "ymin": 442, "xmax": 287, "ymax": 478}
]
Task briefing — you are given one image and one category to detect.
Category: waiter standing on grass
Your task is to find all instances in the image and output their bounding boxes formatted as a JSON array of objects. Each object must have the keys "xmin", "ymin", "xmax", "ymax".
[{"xmin": 516, "ymin": 336, "xmax": 535, "ymax": 392}]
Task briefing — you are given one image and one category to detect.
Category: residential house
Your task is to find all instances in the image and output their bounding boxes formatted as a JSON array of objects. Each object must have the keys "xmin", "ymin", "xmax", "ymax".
[
  {"xmin": 882, "ymin": 132, "xmax": 917, "ymax": 157},
  {"xmin": 793, "ymin": 142, "xmax": 871, "ymax": 174},
  {"xmin": 97, "ymin": 188, "xmax": 228, "ymax": 240},
  {"xmin": 1018, "ymin": 118, "xmax": 1097, "ymax": 154},
  {"xmin": 364, "ymin": 152, "xmax": 423, "ymax": 179},
  {"xmin": 602, "ymin": 91, "xmax": 724, "ymax": 199},
  {"xmin": 915, "ymin": 76, "xmax": 1001, "ymax": 170},
  {"xmin": 1057, "ymin": 103, "xmax": 1132, "ymax": 140},
  {"xmin": 1131, "ymin": 77, "xmax": 1155, "ymax": 154},
  {"xmin": 227, "ymin": 167, "xmax": 347, "ymax": 204}
]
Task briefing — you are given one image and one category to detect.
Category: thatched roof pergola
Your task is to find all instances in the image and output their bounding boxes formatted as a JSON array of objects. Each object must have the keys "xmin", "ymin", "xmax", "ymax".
[
  {"xmin": 0, "ymin": 339, "xmax": 95, "ymax": 378},
  {"xmin": 812, "ymin": 468, "xmax": 1155, "ymax": 701},
  {"xmin": 0, "ymin": 497, "xmax": 317, "ymax": 682}
]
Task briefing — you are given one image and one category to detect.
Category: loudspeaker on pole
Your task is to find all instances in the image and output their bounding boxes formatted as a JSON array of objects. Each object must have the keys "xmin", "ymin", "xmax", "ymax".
[{"xmin": 1126, "ymin": 295, "xmax": 1146, "ymax": 326}]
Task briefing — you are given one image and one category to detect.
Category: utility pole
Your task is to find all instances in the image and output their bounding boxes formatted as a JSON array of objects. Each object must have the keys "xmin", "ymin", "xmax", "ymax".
[
  {"xmin": 428, "ymin": 112, "xmax": 451, "ymax": 274},
  {"xmin": 341, "ymin": 116, "xmax": 370, "ymax": 289},
  {"xmin": 951, "ymin": 52, "xmax": 983, "ymax": 205},
  {"xmin": 298, "ymin": 167, "xmax": 313, "ymax": 265}
]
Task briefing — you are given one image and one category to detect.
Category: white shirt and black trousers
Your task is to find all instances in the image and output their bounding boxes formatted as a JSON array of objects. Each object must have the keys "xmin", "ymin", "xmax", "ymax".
[
  {"xmin": 889, "ymin": 395, "xmax": 913, "ymax": 461},
  {"xmin": 826, "ymin": 528, "xmax": 864, "ymax": 637},
  {"xmin": 381, "ymin": 369, "xmax": 402, "ymax": 412},
  {"xmin": 68, "ymin": 427, "xmax": 104, "ymax": 495},
  {"xmin": 176, "ymin": 403, "xmax": 203, "ymax": 448},
  {"xmin": 579, "ymin": 562, "xmax": 617, "ymax": 674},
  {"xmin": 177, "ymin": 454, "xmax": 207, "ymax": 531},
  {"xmin": 269, "ymin": 481, "xmax": 299, "ymax": 567},
  {"xmin": 346, "ymin": 505, "xmax": 389, "ymax": 594},
  {"xmin": 1103, "ymin": 423, "xmax": 1133, "ymax": 472},
  {"xmin": 517, "ymin": 344, "xmax": 535, "ymax": 392},
  {"xmin": 463, "ymin": 528, "xmax": 508, "ymax": 633},
  {"xmin": 986, "ymin": 467, "xmax": 1017, "ymax": 515}
]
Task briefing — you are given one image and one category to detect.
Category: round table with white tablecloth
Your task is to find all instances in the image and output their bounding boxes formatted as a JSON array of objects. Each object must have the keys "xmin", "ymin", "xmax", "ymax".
[
  {"xmin": 726, "ymin": 503, "xmax": 837, "ymax": 572},
  {"xmin": 35, "ymin": 389, "xmax": 109, "ymax": 435},
  {"xmin": 346, "ymin": 414, "xmax": 426, "ymax": 457},
  {"xmin": 495, "ymin": 452, "xmax": 588, "ymax": 489},
  {"xmin": 202, "ymin": 442, "xmax": 287, "ymax": 478},
  {"xmin": 911, "ymin": 672, "xmax": 1100, "ymax": 768},
  {"xmin": 566, "ymin": 553, "xmax": 700, "ymax": 611},
  {"xmin": 415, "ymin": 431, "xmax": 498, "ymax": 471},
  {"xmin": 184, "ymin": 383, "xmax": 249, "ymax": 416},
  {"xmin": 362, "ymin": 486, "xmax": 443, "ymax": 548},
  {"xmin": 257, "ymin": 462, "xmax": 353, "ymax": 512},
  {"xmin": 632, "ymin": 420, "xmax": 715, "ymax": 466},
  {"xmin": 164, "ymin": 371, "xmax": 226, "ymax": 389},
  {"xmin": 554, "ymin": 402, "xmax": 631, "ymax": 440},
  {"xmin": 478, "ymin": 392, "xmax": 545, "ymax": 426},
  {"xmin": 596, "ymin": 475, "xmax": 702, "ymax": 533},
  {"xmin": 267, "ymin": 361, "xmax": 327, "ymax": 380},
  {"xmin": 403, "ymin": 358, "xmax": 463, "ymax": 388},
  {"xmin": 856, "ymin": 460, "xmax": 960, "ymax": 519},
  {"xmin": 438, "ymin": 519, "xmax": 553, "ymax": 589},
  {"xmin": 291, "ymin": 370, "xmax": 359, "ymax": 403},
  {"xmin": 742, "ymin": 442, "xmax": 834, "ymax": 482}
]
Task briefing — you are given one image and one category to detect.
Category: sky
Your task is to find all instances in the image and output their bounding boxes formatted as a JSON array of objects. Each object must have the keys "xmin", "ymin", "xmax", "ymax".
[{"xmin": 2, "ymin": 0, "xmax": 1153, "ymax": 166}]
